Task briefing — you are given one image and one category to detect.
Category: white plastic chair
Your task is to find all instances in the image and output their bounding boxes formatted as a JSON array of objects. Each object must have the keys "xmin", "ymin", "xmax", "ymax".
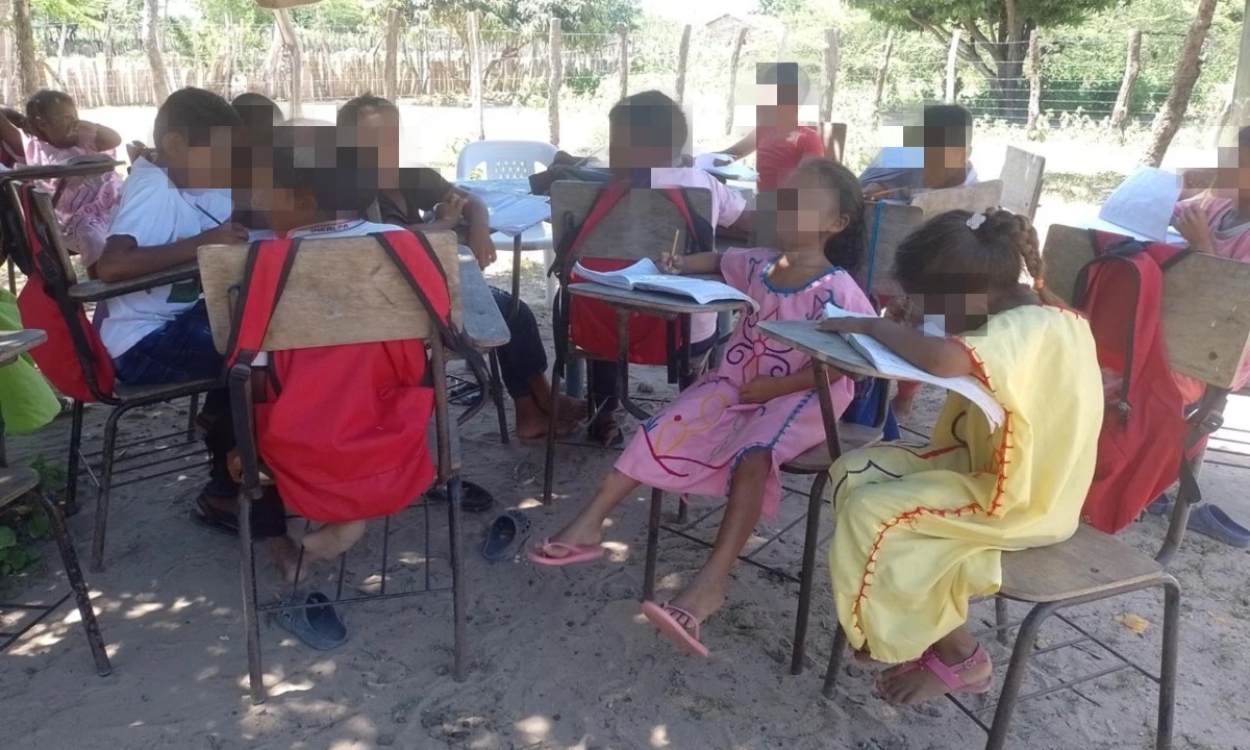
[{"xmin": 455, "ymin": 140, "xmax": 559, "ymax": 181}]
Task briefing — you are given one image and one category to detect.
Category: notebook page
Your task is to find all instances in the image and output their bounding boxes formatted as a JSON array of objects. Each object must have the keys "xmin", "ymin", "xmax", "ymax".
[
  {"xmin": 479, "ymin": 193, "xmax": 552, "ymax": 235},
  {"xmin": 632, "ymin": 276, "xmax": 758, "ymax": 310},
  {"xmin": 1095, "ymin": 166, "xmax": 1182, "ymax": 242},
  {"xmin": 572, "ymin": 258, "xmax": 661, "ymax": 290},
  {"xmin": 823, "ymin": 304, "xmax": 1004, "ymax": 430}
]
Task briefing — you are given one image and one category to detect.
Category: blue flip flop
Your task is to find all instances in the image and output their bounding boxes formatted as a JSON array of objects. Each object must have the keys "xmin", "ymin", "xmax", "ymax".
[
  {"xmin": 483, "ymin": 510, "xmax": 531, "ymax": 562},
  {"xmin": 1145, "ymin": 494, "xmax": 1171, "ymax": 517},
  {"xmin": 1187, "ymin": 504, "xmax": 1250, "ymax": 549},
  {"xmin": 277, "ymin": 592, "xmax": 347, "ymax": 650}
]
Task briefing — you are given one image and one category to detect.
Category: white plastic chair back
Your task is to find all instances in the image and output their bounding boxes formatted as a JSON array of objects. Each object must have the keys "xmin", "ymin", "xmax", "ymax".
[{"xmin": 456, "ymin": 140, "xmax": 558, "ymax": 181}]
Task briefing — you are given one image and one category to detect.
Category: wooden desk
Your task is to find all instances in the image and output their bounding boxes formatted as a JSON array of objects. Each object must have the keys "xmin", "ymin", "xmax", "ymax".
[
  {"xmin": 69, "ymin": 262, "xmax": 200, "ymax": 303},
  {"xmin": 0, "ymin": 329, "xmax": 47, "ymax": 368},
  {"xmin": 457, "ymin": 247, "xmax": 510, "ymax": 349},
  {"xmin": 757, "ymin": 320, "xmax": 877, "ymax": 378}
]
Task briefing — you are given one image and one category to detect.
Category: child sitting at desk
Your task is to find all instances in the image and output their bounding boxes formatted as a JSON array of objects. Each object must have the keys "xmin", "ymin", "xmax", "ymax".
[
  {"xmin": 716, "ymin": 62, "xmax": 825, "ymax": 192},
  {"xmin": 586, "ymin": 90, "xmax": 753, "ymax": 447},
  {"xmin": 337, "ymin": 94, "xmax": 585, "ymax": 439},
  {"xmin": 0, "ymin": 89, "xmax": 125, "ymax": 269},
  {"xmin": 95, "ymin": 87, "xmax": 249, "ymax": 527},
  {"xmin": 0, "ymin": 108, "xmax": 25, "ymax": 167},
  {"xmin": 530, "ymin": 158, "xmax": 872, "ymax": 657},
  {"xmin": 817, "ymin": 208, "xmax": 1102, "ymax": 705}
]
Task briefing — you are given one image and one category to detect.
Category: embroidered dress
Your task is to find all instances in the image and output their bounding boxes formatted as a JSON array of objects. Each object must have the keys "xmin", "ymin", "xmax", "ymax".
[
  {"xmin": 827, "ymin": 305, "xmax": 1103, "ymax": 664},
  {"xmin": 24, "ymin": 131, "xmax": 122, "ymax": 267},
  {"xmin": 613, "ymin": 248, "xmax": 874, "ymax": 517}
]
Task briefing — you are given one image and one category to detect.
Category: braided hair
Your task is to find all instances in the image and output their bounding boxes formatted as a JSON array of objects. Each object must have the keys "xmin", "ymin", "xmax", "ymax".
[{"xmin": 894, "ymin": 207, "xmax": 1057, "ymax": 307}]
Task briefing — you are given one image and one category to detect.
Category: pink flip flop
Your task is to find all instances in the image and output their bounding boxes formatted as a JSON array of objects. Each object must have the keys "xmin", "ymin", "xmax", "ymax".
[
  {"xmin": 640, "ymin": 600, "xmax": 710, "ymax": 658},
  {"xmin": 876, "ymin": 645, "xmax": 992, "ymax": 702},
  {"xmin": 526, "ymin": 538, "xmax": 604, "ymax": 567}
]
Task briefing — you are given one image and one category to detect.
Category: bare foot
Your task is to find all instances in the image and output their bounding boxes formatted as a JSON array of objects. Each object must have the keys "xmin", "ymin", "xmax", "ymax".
[
  {"xmin": 514, "ymin": 395, "xmax": 582, "ymax": 440},
  {"xmin": 301, "ymin": 520, "xmax": 368, "ymax": 563},
  {"xmin": 875, "ymin": 645, "xmax": 991, "ymax": 705},
  {"xmin": 556, "ymin": 394, "xmax": 588, "ymax": 422},
  {"xmin": 665, "ymin": 572, "xmax": 728, "ymax": 624},
  {"xmin": 543, "ymin": 516, "xmax": 606, "ymax": 559},
  {"xmin": 267, "ymin": 535, "xmax": 307, "ymax": 584}
]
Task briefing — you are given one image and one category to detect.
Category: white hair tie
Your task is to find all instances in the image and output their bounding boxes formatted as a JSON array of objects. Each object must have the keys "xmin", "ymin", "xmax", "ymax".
[{"xmin": 966, "ymin": 212, "xmax": 986, "ymax": 230}]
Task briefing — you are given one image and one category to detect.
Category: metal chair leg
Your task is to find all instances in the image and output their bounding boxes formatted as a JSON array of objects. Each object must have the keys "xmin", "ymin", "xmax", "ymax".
[
  {"xmin": 822, "ymin": 624, "xmax": 848, "ymax": 699},
  {"xmin": 65, "ymin": 400, "xmax": 84, "ymax": 516},
  {"xmin": 238, "ymin": 490, "xmax": 266, "ymax": 704},
  {"xmin": 542, "ymin": 362, "xmax": 563, "ymax": 503},
  {"xmin": 39, "ymin": 492, "xmax": 111, "ymax": 676},
  {"xmin": 985, "ymin": 601, "xmax": 1059, "ymax": 750},
  {"xmin": 643, "ymin": 488, "xmax": 663, "ymax": 602},
  {"xmin": 90, "ymin": 406, "xmax": 126, "ymax": 572},
  {"xmin": 995, "ymin": 598, "xmax": 1011, "ymax": 646},
  {"xmin": 186, "ymin": 392, "xmax": 200, "ymax": 442},
  {"xmin": 1157, "ymin": 576, "xmax": 1181, "ymax": 750},
  {"xmin": 488, "ymin": 350, "xmax": 509, "ymax": 445},
  {"xmin": 791, "ymin": 471, "xmax": 830, "ymax": 675},
  {"xmin": 448, "ymin": 474, "xmax": 468, "ymax": 681}
]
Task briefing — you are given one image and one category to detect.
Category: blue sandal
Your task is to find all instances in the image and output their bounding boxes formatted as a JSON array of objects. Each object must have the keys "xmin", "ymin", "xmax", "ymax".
[
  {"xmin": 1187, "ymin": 504, "xmax": 1250, "ymax": 548},
  {"xmin": 483, "ymin": 510, "xmax": 531, "ymax": 562},
  {"xmin": 276, "ymin": 592, "xmax": 347, "ymax": 650}
]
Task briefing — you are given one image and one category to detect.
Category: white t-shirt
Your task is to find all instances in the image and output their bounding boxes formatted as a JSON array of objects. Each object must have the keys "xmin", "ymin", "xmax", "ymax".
[
  {"xmin": 647, "ymin": 168, "xmax": 746, "ymax": 345},
  {"xmin": 100, "ymin": 158, "xmax": 235, "ymax": 357}
]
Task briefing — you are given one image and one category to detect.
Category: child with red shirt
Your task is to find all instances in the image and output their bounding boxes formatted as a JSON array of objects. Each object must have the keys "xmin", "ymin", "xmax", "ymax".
[{"xmin": 718, "ymin": 62, "xmax": 825, "ymax": 192}]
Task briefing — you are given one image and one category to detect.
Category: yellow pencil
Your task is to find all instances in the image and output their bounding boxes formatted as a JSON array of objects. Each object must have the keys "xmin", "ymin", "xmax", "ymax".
[{"xmin": 668, "ymin": 229, "xmax": 680, "ymax": 265}]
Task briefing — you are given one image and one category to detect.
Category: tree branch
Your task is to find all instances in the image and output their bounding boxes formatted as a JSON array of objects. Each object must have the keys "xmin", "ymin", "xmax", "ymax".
[{"xmin": 907, "ymin": 12, "xmax": 995, "ymax": 78}]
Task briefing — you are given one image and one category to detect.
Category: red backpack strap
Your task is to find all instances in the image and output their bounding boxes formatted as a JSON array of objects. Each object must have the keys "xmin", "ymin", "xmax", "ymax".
[
  {"xmin": 548, "ymin": 182, "xmax": 633, "ymax": 280},
  {"xmin": 225, "ymin": 237, "xmax": 298, "ymax": 367},
  {"xmin": 658, "ymin": 187, "xmax": 715, "ymax": 252}
]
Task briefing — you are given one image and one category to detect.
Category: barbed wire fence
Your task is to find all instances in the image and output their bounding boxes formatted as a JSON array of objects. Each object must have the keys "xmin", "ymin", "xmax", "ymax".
[{"xmin": 15, "ymin": 17, "xmax": 1235, "ymax": 139}]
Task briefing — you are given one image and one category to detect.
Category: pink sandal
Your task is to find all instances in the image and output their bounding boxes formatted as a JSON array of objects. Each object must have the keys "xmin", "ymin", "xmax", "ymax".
[
  {"xmin": 640, "ymin": 601, "xmax": 710, "ymax": 658},
  {"xmin": 526, "ymin": 538, "xmax": 604, "ymax": 567},
  {"xmin": 877, "ymin": 645, "xmax": 992, "ymax": 702}
]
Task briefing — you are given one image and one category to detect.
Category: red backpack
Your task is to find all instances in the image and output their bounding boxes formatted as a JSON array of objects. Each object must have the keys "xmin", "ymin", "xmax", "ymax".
[
  {"xmin": 1076, "ymin": 232, "xmax": 1211, "ymax": 533},
  {"xmin": 4, "ymin": 182, "xmax": 116, "ymax": 401},
  {"xmin": 225, "ymin": 231, "xmax": 475, "ymax": 524},
  {"xmin": 550, "ymin": 182, "xmax": 714, "ymax": 367}
]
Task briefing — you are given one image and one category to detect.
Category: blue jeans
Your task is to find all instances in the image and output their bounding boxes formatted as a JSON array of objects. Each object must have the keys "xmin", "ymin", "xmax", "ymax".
[
  {"xmin": 490, "ymin": 286, "xmax": 548, "ymax": 399},
  {"xmin": 112, "ymin": 301, "xmax": 224, "ymax": 386}
]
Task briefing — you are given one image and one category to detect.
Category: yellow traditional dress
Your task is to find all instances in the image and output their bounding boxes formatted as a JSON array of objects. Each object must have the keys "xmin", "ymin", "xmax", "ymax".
[{"xmin": 828, "ymin": 305, "xmax": 1104, "ymax": 664}]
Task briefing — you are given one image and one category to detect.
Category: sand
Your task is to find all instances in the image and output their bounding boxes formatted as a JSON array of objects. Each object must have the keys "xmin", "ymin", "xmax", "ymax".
[{"xmin": 2, "ymin": 257, "xmax": 1249, "ymax": 750}]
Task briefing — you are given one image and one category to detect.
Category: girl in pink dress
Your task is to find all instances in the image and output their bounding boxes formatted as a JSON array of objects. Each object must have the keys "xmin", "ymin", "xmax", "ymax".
[
  {"xmin": 529, "ymin": 158, "xmax": 874, "ymax": 656},
  {"xmin": 0, "ymin": 90, "xmax": 123, "ymax": 270}
]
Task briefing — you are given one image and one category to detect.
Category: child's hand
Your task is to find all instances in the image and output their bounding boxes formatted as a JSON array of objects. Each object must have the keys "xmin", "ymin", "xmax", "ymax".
[
  {"xmin": 1174, "ymin": 203, "xmax": 1213, "ymax": 253},
  {"xmin": 738, "ymin": 376, "xmax": 781, "ymax": 404},
  {"xmin": 126, "ymin": 141, "xmax": 153, "ymax": 164},
  {"xmin": 884, "ymin": 296, "xmax": 921, "ymax": 327},
  {"xmin": 199, "ymin": 222, "xmax": 250, "ymax": 246},
  {"xmin": 435, "ymin": 194, "xmax": 468, "ymax": 222},
  {"xmin": 818, "ymin": 316, "xmax": 880, "ymax": 335},
  {"xmin": 657, "ymin": 252, "xmax": 685, "ymax": 274}
]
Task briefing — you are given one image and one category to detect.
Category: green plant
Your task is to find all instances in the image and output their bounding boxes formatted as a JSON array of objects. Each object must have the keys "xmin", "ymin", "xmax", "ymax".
[{"xmin": 0, "ymin": 455, "xmax": 63, "ymax": 579}]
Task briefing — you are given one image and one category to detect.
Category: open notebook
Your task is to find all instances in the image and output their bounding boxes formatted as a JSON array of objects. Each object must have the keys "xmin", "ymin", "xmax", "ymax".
[
  {"xmin": 574, "ymin": 258, "xmax": 759, "ymax": 311},
  {"xmin": 693, "ymin": 153, "xmax": 759, "ymax": 182},
  {"xmin": 1078, "ymin": 166, "xmax": 1184, "ymax": 244},
  {"xmin": 823, "ymin": 303, "xmax": 1004, "ymax": 430},
  {"xmin": 476, "ymin": 192, "xmax": 552, "ymax": 235}
]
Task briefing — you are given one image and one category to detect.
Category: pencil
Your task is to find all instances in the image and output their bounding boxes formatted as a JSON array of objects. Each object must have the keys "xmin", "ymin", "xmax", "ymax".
[
  {"xmin": 865, "ymin": 186, "xmax": 907, "ymax": 201},
  {"xmin": 668, "ymin": 229, "xmax": 680, "ymax": 265}
]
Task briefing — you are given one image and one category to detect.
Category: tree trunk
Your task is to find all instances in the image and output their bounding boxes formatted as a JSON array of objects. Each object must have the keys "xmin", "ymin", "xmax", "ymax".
[
  {"xmin": 821, "ymin": 28, "xmax": 839, "ymax": 122},
  {"xmin": 12, "ymin": 0, "xmax": 41, "ymax": 98},
  {"xmin": 724, "ymin": 27, "xmax": 748, "ymax": 136},
  {"xmin": 1110, "ymin": 30, "xmax": 1142, "ymax": 133},
  {"xmin": 873, "ymin": 30, "xmax": 895, "ymax": 114},
  {"xmin": 675, "ymin": 25, "xmax": 691, "ymax": 107},
  {"xmin": 383, "ymin": 8, "xmax": 401, "ymax": 102},
  {"xmin": 144, "ymin": 0, "xmax": 170, "ymax": 102},
  {"xmin": 547, "ymin": 18, "xmax": 563, "ymax": 146},
  {"xmin": 1026, "ymin": 30, "xmax": 1041, "ymax": 130},
  {"xmin": 274, "ymin": 8, "xmax": 302, "ymax": 118},
  {"xmin": 1144, "ymin": 0, "xmax": 1218, "ymax": 167},
  {"xmin": 1, "ymin": 0, "xmax": 14, "ymax": 104}
]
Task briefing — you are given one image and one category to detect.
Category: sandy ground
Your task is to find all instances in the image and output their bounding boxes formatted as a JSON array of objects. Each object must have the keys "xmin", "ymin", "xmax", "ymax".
[
  {"xmin": 2, "ymin": 103, "xmax": 1249, "ymax": 749},
  {"xmin": 2, "ymin": 256, "xmax": 1249, "ymax": 750}
]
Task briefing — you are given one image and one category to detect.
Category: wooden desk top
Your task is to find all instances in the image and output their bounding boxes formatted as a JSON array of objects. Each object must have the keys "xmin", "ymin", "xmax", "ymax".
[
  {"xmin": 568, "ymin": 282, "xmax": 752, "ymax": 316},
  {"xmin": 457, "ymin": 248, "xmax": 510, "ymax": 349},
  {"xmin": 756, "ymin": 320, "xmax": 881, "ymax": 379},
  {"xmin": 69, "ymin": 262, "xmax": 200, "ymax": 303},
  {"xmin": 0, "ymin": 329, "xmax": 47, "ymax": 368}
]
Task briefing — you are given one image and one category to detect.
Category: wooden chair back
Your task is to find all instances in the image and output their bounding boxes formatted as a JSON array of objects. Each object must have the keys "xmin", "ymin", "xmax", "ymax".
[
  {"xmin": 198, "ymin": 231, "xmax": 462, "ymax": 355},
  {"xmin": 908, "ymin": 180, "xmax": 1004, "ymax": 220},
  {"xmin": 853, "ymin": 201, "xmax": 925, "ymax": 299},
  {"xmin": 1000, "ymin": 146, "xmax": 1046, "ymax": 220},
  {"xmin": 549, "ymin": 182, "xmax": 713, "ymax": 267},
  {"xmin": 820, "ymin": 122, "xmax": 847, "ymax": 164},
  {"xmin": 1042, "ymin": 224, "xmax": 1250, "ymax": 389}
]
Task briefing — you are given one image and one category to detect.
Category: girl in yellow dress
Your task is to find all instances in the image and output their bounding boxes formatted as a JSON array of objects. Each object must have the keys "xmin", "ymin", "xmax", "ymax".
[{"xmin": 817, "ymin": 208, "xmax": 1103, "ymax": 705}]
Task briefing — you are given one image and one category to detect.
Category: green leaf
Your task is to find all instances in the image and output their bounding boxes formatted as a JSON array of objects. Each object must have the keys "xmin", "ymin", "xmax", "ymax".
[{"xmin": 0, "ymin": 526, "xmax": 17, "ymax": 551}]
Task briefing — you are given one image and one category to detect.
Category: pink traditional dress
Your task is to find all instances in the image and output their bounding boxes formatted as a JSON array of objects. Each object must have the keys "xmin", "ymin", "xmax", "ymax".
[
  {"xmin": 614, "ymin": 248, "xmax": 875, "ymax": 516},
  {"xmin": 24, "ymin": 130, "xmax": 122, "ymax": 268}
]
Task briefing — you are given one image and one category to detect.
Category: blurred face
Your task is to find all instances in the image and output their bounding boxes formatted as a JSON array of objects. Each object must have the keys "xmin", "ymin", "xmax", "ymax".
[
  {"xmin": 905, "ymin": 292, "xmax": 989, "ymax": 336},
  {"xmin": 353, "ymin": 107, "xmax": 401, "ymax": 187},
  {"xmin": 608, "ymin": 122, "xmax": 678, "ymax": 175},
  {"xmin": 922, "ymin": 143, "xmax": 970, "ymax": 189},
  {"xmin": 163, "ymin": 126, "xmax": 236, "ymax": 189},
  {"xmin": 33, "ymin": 100, "xmax": 79, "ymax": 148},
  {"xmin": 775, "ymin": 170, "xmax": 848, "ymax": 252},
  {"xmin": 755, "ymin": 84, "xmax": 800, "ymax": 129},
  {"xmin": 1213, "ymin": 145, "xmax": 1250, "ymax": 205}
]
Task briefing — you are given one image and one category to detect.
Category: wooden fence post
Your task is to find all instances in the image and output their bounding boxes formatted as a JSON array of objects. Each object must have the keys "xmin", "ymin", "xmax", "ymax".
[
  {"xmin": 675, "ymin": 25, "xmax": 692, "ymax": 106},
  {"xmin": 617, "ymin": 23, "xmax": 629, "ymax": 101},
  {"xmin": 725, "ymin": 27, "xmax": 748, "ymax": 136},
  {"xmin": 383, "ymin": 7, "xmax": 401, "ymax": 102},
  {"xmin": 1027, "ymin": 30, "xmax": 1041, "ymax": 129},
  {"xmin": 1110, "ymin": 29, "xmax": 1142, "ymax": 132},
  {"xmin": 821, "ymin": 27, "xmax": 840, "ymax": 122},
  {"xmin": 944, "ymin": 30, "xmax": 961, "ymax": 104},
  {"xmin": 467, "ymin": 10, "xmax": 484, "ymax": 140},
  {"xmin": 548, "ymin": 17, "xmax": 563, "ymax": 147},
  {"xmin": 274, "ymin": 8, "xmax": 302, "ymax": 118},
  {"xmin": 872, "ymin": 29, "xmax": 895, "ymax": 114}
]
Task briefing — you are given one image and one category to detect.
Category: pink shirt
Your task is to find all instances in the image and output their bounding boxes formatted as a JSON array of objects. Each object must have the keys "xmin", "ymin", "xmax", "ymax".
[{"xmin": 23, "ymin": 130, "xmax": 123, "ymax": 267}]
